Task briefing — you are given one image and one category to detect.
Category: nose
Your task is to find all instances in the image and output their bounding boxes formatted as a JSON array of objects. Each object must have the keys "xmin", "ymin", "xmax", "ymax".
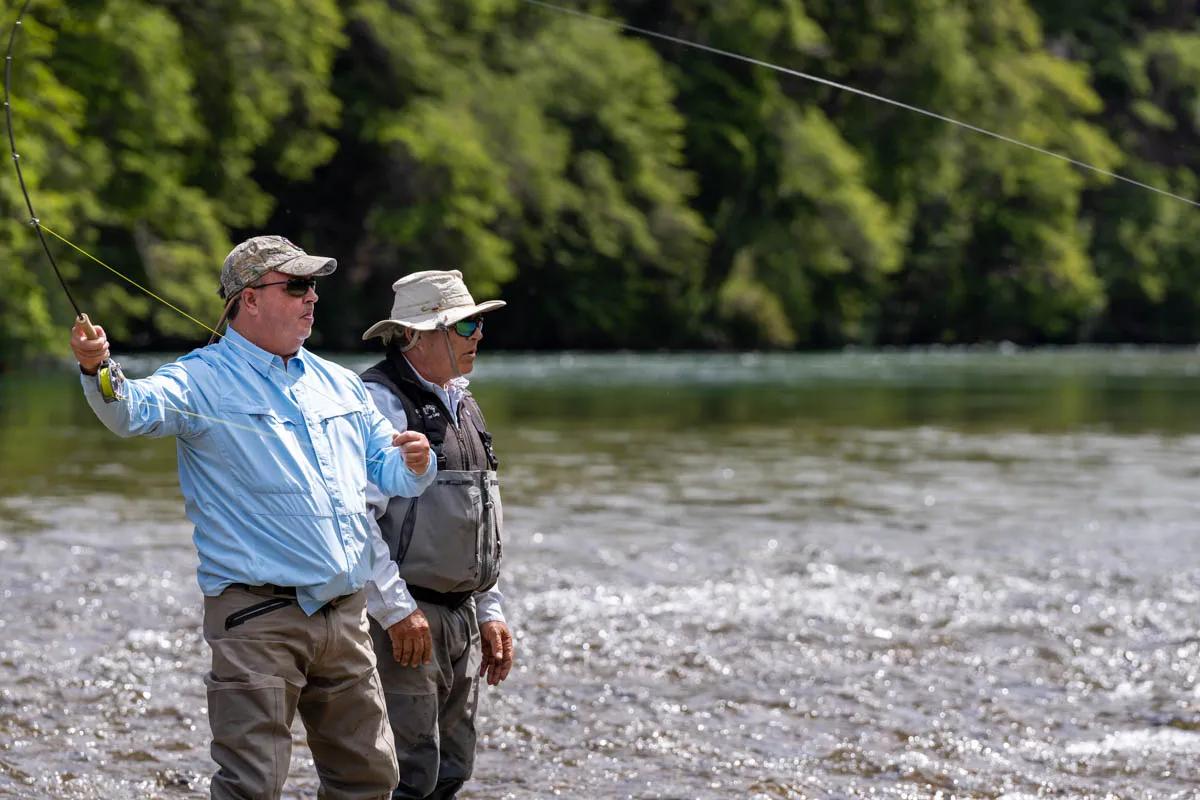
[{"xmin": 306, "ymin": 285, "xmax": 319, "ymax": 302}]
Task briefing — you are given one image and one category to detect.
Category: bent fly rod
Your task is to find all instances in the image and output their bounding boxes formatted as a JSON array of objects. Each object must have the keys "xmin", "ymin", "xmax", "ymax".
[{"xmin": 4, "ymin": 0, "xmax": 120, "ymax": 399}]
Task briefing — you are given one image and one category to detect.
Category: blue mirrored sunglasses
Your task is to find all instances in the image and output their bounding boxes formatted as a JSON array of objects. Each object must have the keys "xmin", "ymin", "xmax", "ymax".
[{"xmin": 452, "ymin": 316, "xmax": 484, "ymax": 337}]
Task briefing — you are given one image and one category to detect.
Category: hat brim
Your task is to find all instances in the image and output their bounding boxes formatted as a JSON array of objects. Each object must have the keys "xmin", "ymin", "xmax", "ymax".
[
  {"xmin": 277, "ymin": 254, "xmax": 337, "ymax": 278},
  {"xmin": 362, "ymin": 300, "xmax": 506, "ymax": 340}
]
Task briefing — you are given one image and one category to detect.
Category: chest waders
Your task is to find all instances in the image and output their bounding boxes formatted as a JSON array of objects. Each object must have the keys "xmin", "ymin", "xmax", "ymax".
[{"xmin": 362, "ymin": 357, "xmax": 502, "ymax": 608}]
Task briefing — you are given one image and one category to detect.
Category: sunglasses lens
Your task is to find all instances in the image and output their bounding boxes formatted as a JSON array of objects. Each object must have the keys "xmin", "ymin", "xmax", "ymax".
[
  {"xmin": 453, "ymin": 318, "xmax": 482, "ymax": 337},
  {"xmin": 285, "ymin": 278, "xmax": 316, "ymax": 297}
]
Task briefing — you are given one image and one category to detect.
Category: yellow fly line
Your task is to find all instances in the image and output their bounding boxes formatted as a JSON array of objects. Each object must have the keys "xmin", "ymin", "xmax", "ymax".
[
  {"xmin": 41, "ymin": 222, "xmax": 400, "ymax": 456},
  {"xmin": 40, "ymin": 223, "xmax": 223, "ymax": 339}
]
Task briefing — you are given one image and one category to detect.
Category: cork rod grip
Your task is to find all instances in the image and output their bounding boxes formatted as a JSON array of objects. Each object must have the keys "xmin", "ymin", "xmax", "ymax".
[{"xmin": 77, "ymin": 312, "xmax": 99, "ymax": 340}]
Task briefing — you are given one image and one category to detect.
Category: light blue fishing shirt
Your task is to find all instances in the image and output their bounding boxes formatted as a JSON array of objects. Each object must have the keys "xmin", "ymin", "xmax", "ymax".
[{"xmin": 80, "ymin": 325, "xmax": 436, "ymax": 614}]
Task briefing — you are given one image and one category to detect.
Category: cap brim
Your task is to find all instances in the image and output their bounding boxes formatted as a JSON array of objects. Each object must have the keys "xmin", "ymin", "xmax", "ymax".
[
  {"xmin": 361, "ymin": 300, "xmax": 506, "ymax": 340},
  {"xmin": 278, "ymin": 254, "xmax": 337, "ymax": 277}
]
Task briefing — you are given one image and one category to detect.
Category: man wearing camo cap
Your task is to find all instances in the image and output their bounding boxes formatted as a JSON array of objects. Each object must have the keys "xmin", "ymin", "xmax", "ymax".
[{"xmin": 69, "ymin": 235, "xmax": 438, "ymax": 799}]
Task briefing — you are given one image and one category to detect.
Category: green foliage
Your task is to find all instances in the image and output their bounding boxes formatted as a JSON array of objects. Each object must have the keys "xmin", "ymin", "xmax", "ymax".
[
  {"xmin": 1030, "ymin": 1, "xmax": 1200, "ymax": 342},
  {"xmin": 3, "ymin": 0, "xmax": 1200, "ymax": 365},
  {"xmin": 797, "ymin": 0, "xmax": 1119, "ymax": 344},
  {"xmin": 1, "ymin": 0, "xmax": 345, "ymax": 362},
  {"xmin": 330, "ymin": 1, "xmax": 708, "ymax": 349}
]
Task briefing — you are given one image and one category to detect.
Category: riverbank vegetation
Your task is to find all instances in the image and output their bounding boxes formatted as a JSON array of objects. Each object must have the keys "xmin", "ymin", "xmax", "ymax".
[{"xmin": 2, "ymin": 0, "xmax": 1199, "ymax": 367}]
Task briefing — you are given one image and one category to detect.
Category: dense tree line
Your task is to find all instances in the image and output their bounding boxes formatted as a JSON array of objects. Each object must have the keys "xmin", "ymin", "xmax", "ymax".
[{"xmin": 2, "ymin": 0, "xmax": 1199, "ymax": 366}]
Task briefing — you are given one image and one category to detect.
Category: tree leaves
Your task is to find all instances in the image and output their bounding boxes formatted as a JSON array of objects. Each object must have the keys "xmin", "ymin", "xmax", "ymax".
[{"xmin": 2, "ymin": 0, "xmax": 1200, "ymax": 364}]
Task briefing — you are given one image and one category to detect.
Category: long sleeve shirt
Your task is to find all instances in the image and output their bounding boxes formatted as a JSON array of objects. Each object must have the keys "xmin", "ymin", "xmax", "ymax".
[
  {"xmin": 80, "ymin": 325, "xmax": 436, "ymax": 615},
  {"xmin": 363, "ymin": 362, "xmax": 506, "ymax": 629}
]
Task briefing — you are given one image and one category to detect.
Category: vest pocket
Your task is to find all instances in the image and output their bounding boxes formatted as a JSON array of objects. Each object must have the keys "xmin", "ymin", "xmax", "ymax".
[
  {"xmin": 389, "ymin": 498, "xmax": 420, "ymax": 563},
  {"xmin": 391, "ymin": 471, "xmax": 485, "ymax": 593}
]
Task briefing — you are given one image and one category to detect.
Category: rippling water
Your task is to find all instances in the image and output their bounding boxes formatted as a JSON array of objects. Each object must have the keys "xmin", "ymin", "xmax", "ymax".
[{"xmin": 2, "ymin": 349, "xmax": 1199, "ymax": 798}]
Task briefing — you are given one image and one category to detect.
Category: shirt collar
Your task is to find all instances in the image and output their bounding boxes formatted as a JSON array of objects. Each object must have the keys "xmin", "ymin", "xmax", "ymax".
[{"xmin": 221, "ymin": 324, "xmax": 309, "ymax": 380}]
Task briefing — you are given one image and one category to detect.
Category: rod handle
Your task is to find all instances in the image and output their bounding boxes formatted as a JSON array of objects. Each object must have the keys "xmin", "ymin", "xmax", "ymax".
[{"xmin": 77, "ymin": 312, "xmax": 99, "ymax": 340}]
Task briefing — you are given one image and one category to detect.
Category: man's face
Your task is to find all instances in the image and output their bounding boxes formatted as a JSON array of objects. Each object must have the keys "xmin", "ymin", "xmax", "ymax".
[
  {"xmin": 448, "ymin": 316, "xmax": 484, "ymax": 376},
  {"xmin": 241, "ymin": 270, "xmax": 318, "ymax": 353},
  {"xmin": 405, "ymin": 315, "xmax": 485, "ymax": 385}
]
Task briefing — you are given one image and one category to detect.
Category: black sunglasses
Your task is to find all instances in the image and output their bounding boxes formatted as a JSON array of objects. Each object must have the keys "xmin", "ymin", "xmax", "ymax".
[
  {"xmin": 250, "ymin": 277, "xmax": 318, "ymax": 297},
  {"xmin": 451, "ymin": 316, "xmax": 483, "ymax": 337}
]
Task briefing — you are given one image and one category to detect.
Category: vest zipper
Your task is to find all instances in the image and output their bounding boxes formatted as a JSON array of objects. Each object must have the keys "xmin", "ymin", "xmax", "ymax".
[{"xmin": 479, "ymin": 473, "xmax": 491, "ymax": 585}]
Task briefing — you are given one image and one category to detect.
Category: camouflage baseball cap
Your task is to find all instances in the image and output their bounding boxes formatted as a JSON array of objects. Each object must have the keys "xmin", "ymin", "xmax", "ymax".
[{"xmin": 218, "ymin": 235, "xmax": 337, "ymax": 299}]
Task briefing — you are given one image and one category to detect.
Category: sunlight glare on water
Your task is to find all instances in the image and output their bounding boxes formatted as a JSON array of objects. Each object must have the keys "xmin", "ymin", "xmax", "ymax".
[{"xmin": 1, "ymin": 348, "xmax": 1199, "ymax": 798}]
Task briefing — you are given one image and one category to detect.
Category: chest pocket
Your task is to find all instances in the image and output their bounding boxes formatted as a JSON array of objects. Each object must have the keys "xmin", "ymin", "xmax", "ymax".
[
  {"xmin": 217, "ymin": 400, "xmax": 310, "ymax": 495},
  {"xmin": 311, "ymin": 401, "xmax": 368, "ymax": 514}
]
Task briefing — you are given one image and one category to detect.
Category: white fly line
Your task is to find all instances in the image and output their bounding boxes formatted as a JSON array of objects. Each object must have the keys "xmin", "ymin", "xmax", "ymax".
[{"xmin": 520, "ymin": 0, "xmax": 1200, "ymax": 209}]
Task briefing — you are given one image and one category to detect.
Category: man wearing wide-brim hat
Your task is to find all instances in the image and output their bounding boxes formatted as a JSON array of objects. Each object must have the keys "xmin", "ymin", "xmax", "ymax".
[{"xmin": 360, "ymin": 269, "xmax": 514, "ymax": 799}]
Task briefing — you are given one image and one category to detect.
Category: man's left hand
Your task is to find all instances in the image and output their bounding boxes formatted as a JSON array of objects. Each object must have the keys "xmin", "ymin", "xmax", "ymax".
[
  {"xmin": 393, "ymin": 430, "xmax": 431, "ymax": 474},
  {"xmin": 479, "ymin": 620, "xmax": 513, "ymax": 686}
]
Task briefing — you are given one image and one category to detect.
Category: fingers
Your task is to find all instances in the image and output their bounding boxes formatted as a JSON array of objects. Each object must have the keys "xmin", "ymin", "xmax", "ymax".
[
  {"xmin": 483, "ymin": 652, "xmax": 498, "ymax": 684},
  {"xmin": 387, "ymin": 610, "xmax": 432, "ymax": 667},
  {"xmin": 392, "ymin": 430, "xmax": 426, "ymax": 447},
  {"xmin": 392, "ymin": 431, "xmax": 431, "ymax": 473},
  {"xmin": 491, "ymin": 629, "xmax": 513, "ymax": 685},
  {"xmin": 398, "ymin": 635, "xmax": 416, "ymax": 667},
  {"xmin": 69, "ymin": 323, "xmax": 110, "ymax": 373},
  {"xmin": 496, "ymin": 629, "xmax": 514, "ymax": 683},
  {"xmin": 479, "ymin": 624, "xmax": 513, "ymax": 685},
  {"xmin": 485, "ymin": 655, "xmax": 503, "ymax": 685},
  {"xmin": 400, "ymin": 624, "xmax": 432, "ymax": 666},
  {"xmin": 387, "ymin": 624, "xmax": 404, "ymax": 662},
  {"xmin": 403, "ymin": 447, "xmax": 429, "ymax": 472},
  {"xmin": 419, "ymin": 627, "xmax": 432, "ymax": 665},
  {"xmin": 479, "ymin": 631, "xmax": 495, "ymax": 678}
]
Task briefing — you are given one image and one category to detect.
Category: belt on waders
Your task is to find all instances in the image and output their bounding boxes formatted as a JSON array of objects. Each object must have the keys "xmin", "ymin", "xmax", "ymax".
[
  {"xmin": 229, "ymin": 583, "xmax": 357, "ymax": 603},
  {"xmin": 230, "ymin": 582, "xmax": 299, "ymax": 597},
  {"xmin": 407, "ymin": 585, "xmax": 473, "ymax": 610}
]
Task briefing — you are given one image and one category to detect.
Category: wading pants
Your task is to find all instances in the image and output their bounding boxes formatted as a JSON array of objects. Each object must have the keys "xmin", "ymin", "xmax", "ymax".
[
  {"xmin": 369, "ymin": 599, "xmax": 481, "ymax": 800},
  {"xmin": 203, "ymin": 585, "xmax": 399, "ymax": 800}
]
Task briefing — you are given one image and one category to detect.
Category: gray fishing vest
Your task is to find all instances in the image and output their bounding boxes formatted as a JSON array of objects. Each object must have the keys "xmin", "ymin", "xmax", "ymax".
[{"xmin": 361, "ymin": 356, "xmax": 502, "ymax": 606}]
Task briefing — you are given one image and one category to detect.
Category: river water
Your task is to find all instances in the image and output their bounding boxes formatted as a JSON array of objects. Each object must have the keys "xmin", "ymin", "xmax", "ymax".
[{"xmin": 1, "ymin": 349, "xmax": 1198, "ymax": 799}]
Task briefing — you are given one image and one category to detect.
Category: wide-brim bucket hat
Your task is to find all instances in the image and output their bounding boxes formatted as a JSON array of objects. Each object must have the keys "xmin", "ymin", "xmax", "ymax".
[{"xmin": 362, "ymin": 269, "xmax": 505, "ymax": 339}]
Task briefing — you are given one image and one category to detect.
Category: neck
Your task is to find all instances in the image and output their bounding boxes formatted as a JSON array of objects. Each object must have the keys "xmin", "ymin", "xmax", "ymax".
[
  {"xmin": 397, "ymin": 351, "xmax": 451, "ymax": 389},
  {"xmin": 230, "ymin": 321, "xmax": 300, "ymax": 362}
]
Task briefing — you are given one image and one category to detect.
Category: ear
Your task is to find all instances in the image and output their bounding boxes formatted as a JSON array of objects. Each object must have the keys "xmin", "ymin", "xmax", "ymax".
[{"xmin": 240, "ymin": 288, "xmax": 260, "ymax": 317}]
